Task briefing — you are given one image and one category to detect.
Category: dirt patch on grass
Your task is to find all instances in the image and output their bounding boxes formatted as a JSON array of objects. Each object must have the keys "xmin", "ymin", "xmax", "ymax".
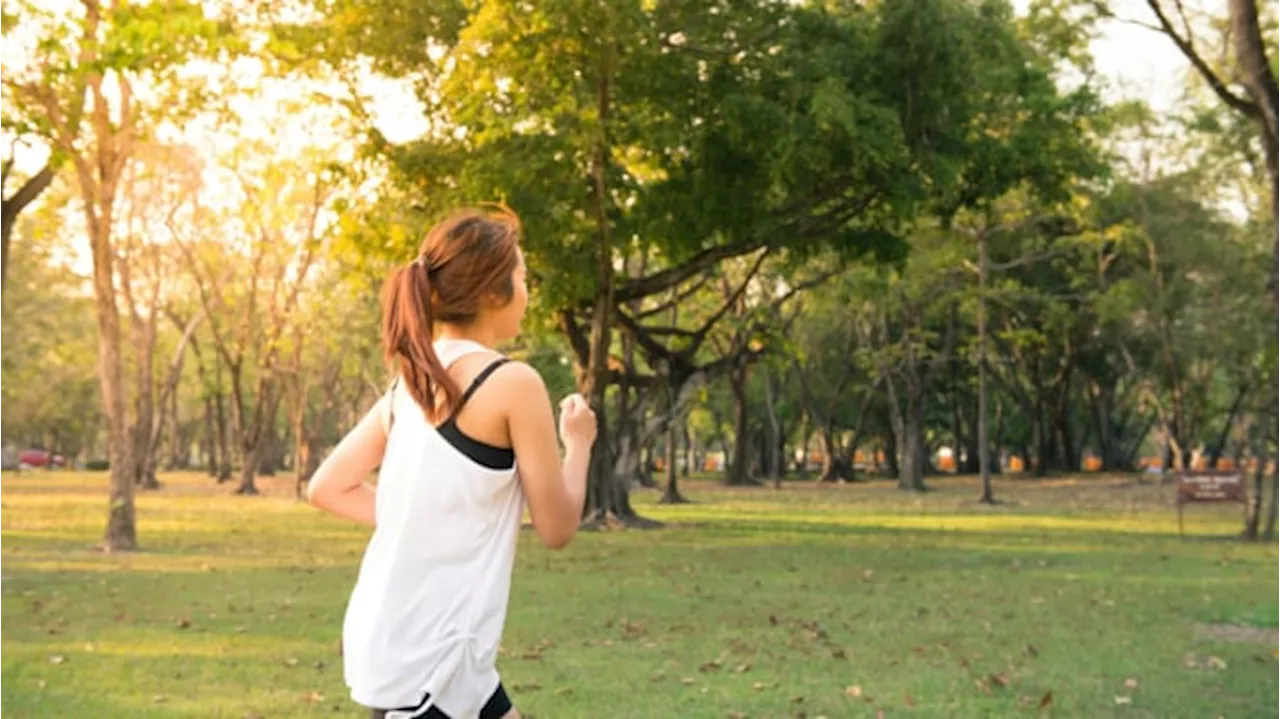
[{"xmin": 1194, "ymin": 623, "xmax": 1279, "ymax": 645}]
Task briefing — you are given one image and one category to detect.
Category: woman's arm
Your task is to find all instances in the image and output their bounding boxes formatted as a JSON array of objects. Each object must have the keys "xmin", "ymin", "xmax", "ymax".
[
  {"xmin": 504, "ymin": 363, "xmax": 596, "ymax": 549},
  {"xmin": 305, "ymin": 395, "xmax": 389, "ymax": 527}
]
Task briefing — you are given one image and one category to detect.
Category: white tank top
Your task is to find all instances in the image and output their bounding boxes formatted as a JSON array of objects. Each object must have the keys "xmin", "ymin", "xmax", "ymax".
[{"xmin": 342, "ymin": 339, "xmax": 524, "ymax": 718}]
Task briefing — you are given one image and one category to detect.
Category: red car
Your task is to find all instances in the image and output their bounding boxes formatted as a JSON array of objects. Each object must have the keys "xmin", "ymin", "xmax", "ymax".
[{"xmin": 18, "ymin": 449, "xmax": 66, "ymax": 468}]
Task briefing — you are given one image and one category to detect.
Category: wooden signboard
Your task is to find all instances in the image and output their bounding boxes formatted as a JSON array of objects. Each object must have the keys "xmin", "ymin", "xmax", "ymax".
[{"xmin": 1174, "ymin": 471, "xmax": 1246, "ymax": 536}]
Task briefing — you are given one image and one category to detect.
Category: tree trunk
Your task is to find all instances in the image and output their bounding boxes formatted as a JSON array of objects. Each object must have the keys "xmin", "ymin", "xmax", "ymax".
[
  {"xmin": 659, "ymin": 390, "xmax": 688, "ymax": 504},
  {"xmin": 682, "ymin": 424, "xmax": 693, "ymax": 478},
  {"xmin": 762, "ymin": 369, "xmax": 784, "ymax": 488},
  {"xmin": 818, "ymin": 425, "xmax": 839, "ymax": 483},
  {"xmin": 1259, "ymin": 414, "xmax": 1280, "ymax": 537},
  {"xmin": 213, "ymin": 355, "xmax": 232, "ymax": 482},
  {"xmin": 1207, "ymin": 384, "xmax": 1248, "ymax": 467},
  {"xmin": 1034, "ymin": 405, "xmax": 1051, "ymax": 477},
  {"xmin": 992, "ymin": 398, "xmax": 1005, "ymax": 475},
  {"xmin": 237, "ymin": 443, "xmax": 262, "ymax": 496},
  {"xmin": 122, "ymin": 271, "xmax": 161, "ymax": 491},
  {"xmin": 977, "ymin": 230, "xmax": 994, "ymax": 504},
  {"xmin": 725, "ymin": 361, "xmax": 758, "ymax": 486},
  {"xmin": 884, "ymin": 429, "xmax": 900, "ymax": 478},
  {"xmin": 203, "ymin": 395, "xmax": 217, "ymax": 476},
  {"xmin": 90, "ymin": 220, "xmax": 137, "ymax": 551},
  {"xmin": 900, "ymin": 384, "xmax": 928, "ymax": 491},
  {"xmin": 797, "ymin": 421, "xmax": 812, "ymax": 474},
  {"xmin": 292, "ymin": 399, "xmax": 311, "ymax": 500},
  {"xmin": 1053, "ymin": 393, "xmax": 1078, "ymax": 472},
  {"xmin": 134, "ymin": 320, "xmax": 160, "ymax": 491},
  {"xmin": 575, "ymin": 38, "xmax": 651, "ymax": 527},
  {"xmin": 257, "ymin": 418, "xmax": 279, "ymax": 476},
  {"xmin": 1263, "ymin": 468, "xmax": 1278, "ymax": 541},
  {"xmin": 166, "ymin": 376, "xmax": 185, "ymax": 470},
  {"xmin": 1243, "ymin": 443, "xmax": 1267, "ymax": 539},
  {"xmin": 234, "ymin": 383, "xmax": 281, "ymax": 496}
]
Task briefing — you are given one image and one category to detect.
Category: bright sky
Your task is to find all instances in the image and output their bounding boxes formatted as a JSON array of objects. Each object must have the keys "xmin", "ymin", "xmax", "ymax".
[{"xmin": 1013, "ymin": 0, "xmax": 1192, "ymax": 114}]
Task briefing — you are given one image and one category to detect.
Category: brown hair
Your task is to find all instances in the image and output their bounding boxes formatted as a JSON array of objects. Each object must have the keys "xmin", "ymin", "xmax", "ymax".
[{"xmin": 382, "ymin": 205, "xmax": 522, "ymax": 421}]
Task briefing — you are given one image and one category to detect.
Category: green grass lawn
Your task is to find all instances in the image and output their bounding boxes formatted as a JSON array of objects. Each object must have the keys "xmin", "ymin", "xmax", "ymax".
[{"xmin": 2, "ymin": 471, "xmax": 1276, "ymax": 718}]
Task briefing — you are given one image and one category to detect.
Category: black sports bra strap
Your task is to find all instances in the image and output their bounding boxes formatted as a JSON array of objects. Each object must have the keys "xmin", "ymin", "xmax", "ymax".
[{"xmin": 451, "ymin": 358, "xmax": 511, "ymax": 419}]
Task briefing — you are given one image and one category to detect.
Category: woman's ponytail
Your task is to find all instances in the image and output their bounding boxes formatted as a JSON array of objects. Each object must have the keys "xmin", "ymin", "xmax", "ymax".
[{"xmin": 381, "ymin": 258, "xmax": 461, "ymax": 422}]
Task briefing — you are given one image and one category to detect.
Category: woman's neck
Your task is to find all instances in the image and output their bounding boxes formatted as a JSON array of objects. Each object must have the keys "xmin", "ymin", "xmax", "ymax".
[{"xmin": 434, "ymin": 323, "xmax": 500, "ymax": 349}]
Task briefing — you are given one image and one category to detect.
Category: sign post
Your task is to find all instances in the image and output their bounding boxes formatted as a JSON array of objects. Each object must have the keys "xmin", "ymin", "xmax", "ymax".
[{"xmin": 1174, "ymin": 471, "xmax": 1247, "ymax": 536}]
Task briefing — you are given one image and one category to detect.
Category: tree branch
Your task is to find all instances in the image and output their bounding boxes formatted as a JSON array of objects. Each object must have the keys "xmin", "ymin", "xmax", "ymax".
[
  {"xmin": 614, "ymin": 239, "xmax": 767, "ymax": 304},
  {"xmin": 1141, "ymin": 0, "xmax": 1258, "ymax": 116}
]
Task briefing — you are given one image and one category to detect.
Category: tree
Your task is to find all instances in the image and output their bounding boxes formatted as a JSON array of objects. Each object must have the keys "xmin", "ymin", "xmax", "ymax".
[
  {"xmin": 173, "ymin": 149, "xmax": 336, "ymax": 495},
  {"xmin": 302, "ymin": 0, "xmax": 923, "ymax": 523},
  {"xmin": 4, "ymin": 0, "xmax": 231, "ymax": 549},
  {"xmin": 789, "ymin": 267, "xmax": 884, "ymax": 483},
  {"xmin": 1090, "ymin": 0, "xmax": 1280, "ymax": 537}
]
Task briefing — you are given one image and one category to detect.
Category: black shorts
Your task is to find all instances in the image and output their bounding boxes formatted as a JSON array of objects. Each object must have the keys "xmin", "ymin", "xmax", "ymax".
[{"xmin": 369, "ymin": 682, "xmax": 512, "ymax": 719}]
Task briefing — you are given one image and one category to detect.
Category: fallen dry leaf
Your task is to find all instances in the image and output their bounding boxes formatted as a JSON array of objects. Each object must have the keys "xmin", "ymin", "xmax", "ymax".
[
  {"xmin": 1207, "ymin": 656, "xmax": 1228, "ymax": 671},
  {"xmin": 153, "ymin": 695, "xmax": 167, "ymax": 704},
  {"xmin": 1114, "ymin": 696, "xmax": 1132, "ymax": 705},
  {"xmin": 1123, "ymin": 678, "xmax": 1138, "ymax": 689},
  {"xmin": 991, "ymin": 673, "xmax": 1010, "ymax": 688},
  {"xmin": 302, "ymin": 691, "xmax": 324, "ymax": 704},
  {"xmin": 752, "ymin": 681, "xmax": 767, "ymax": 691},
  {"xmin": 176, "ymin": 618, "xmax": 191, "ymax": 630},
  {"xmin": 681, "ymin": 677, "xmax": 696, "ymax": 686},
  {"xmin": 1026, "ymin": 644, "xmax": 1039, "ymax": 658},
  {"xmin": 973, "ymin": 678, "xmax": 991, "ymax": 695},
  {"xmin": 1038, "ymin": 690, "xmax": 1053, "ymax": 709},
  {"xmin": 554, "ymin": 687, "xmax": 573, "ymax": 696},
  {"xmin": 733, "ymin": 663, "xmax": 751, "ymax": 674},
  {"xmin": 790, "ymin": 695, "xmax": 805, "ymax": 704},
  {"xmin": 875, "ymin": 710, "xmax": 886, "ymax": 719},
  {"xmin": 845, "ymin": 685, "xmax": 863, "ymax": 698},
  {"xmin": 904, "ymin": 691, "xmax": 917, "ymax": 707}
]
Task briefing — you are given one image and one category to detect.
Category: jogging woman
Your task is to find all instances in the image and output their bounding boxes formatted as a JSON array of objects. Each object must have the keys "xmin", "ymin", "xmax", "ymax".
[{"xmin": 306, "ymin": 206, "xmax": 597, "ymax": 719}]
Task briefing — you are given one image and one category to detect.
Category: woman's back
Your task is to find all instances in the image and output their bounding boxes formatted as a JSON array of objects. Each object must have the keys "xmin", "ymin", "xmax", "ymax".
[
  {"xmin": 305, "ymin": 206, "xmax": 596, "ymax": 719},
  {"xmin": 343, "ymin": 339, "xmax": 523, "ymax": 717}
]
